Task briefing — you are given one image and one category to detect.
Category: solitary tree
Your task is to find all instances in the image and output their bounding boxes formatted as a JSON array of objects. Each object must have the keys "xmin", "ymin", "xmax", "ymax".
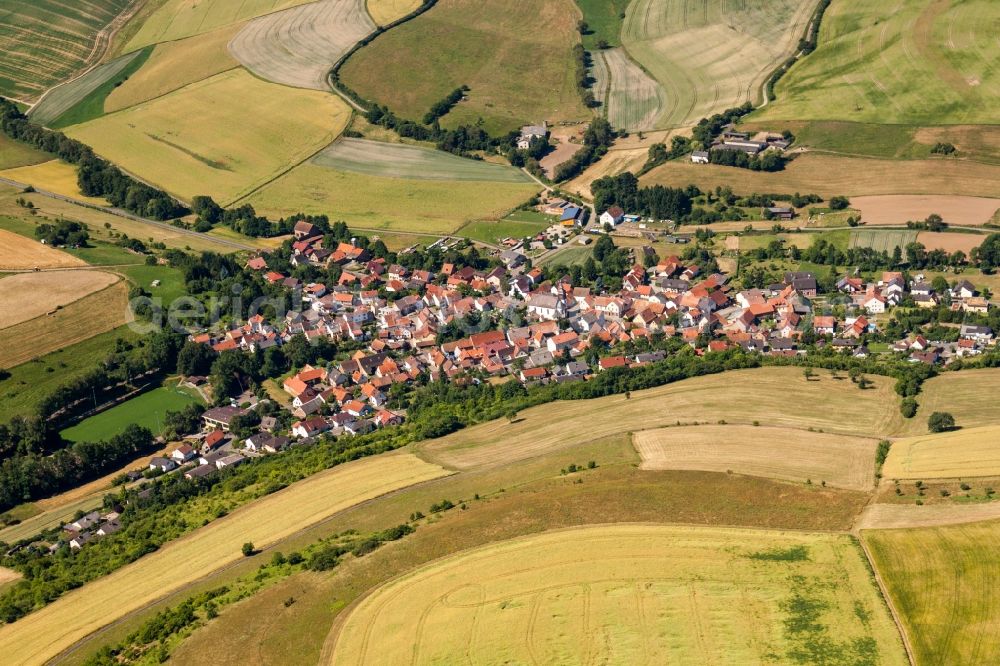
[
  {"xmin": 242, "ymin": 542, "xmax": 256, "ymax": 557},
  {"xmin": 928, "ymin": 412, "xmax": 956, "ymax": 433}
]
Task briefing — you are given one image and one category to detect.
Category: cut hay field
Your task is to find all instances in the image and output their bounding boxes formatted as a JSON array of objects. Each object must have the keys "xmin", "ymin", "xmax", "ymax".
[
  {"xmin": 28, "ymin": 49, "xmax": 149, "ymax": 128},
  {"xmin": 882, "ymin": 426, "xmax": 1000, "ymax": 481},
  {"xmin": 591, "ymin": 47, "xmax": 666, "ymax": 132},
  {"xmin": 60, "ymin": 384, "xmax": 204, "ymax": 443},
  {"xmin": 857, "ymin": 502, "xmax": 1000, "ymax": 530},
  {"xmin": 339, "ymin": 0, "xmax": 589, "ymax": 135},
  {"xmin": 0, "ymin": 0, "xmax": 133, "ymax": 101},
  {"xmin": 892, "ymin": 369, "xmax": 1000, "ymax": 436},
  {"xmin": 246, "ymin": 163, "xmax": 539, "ymax": 235},
  {"xmin": 0, "ymin": 279, "xmax": 130, "ymax": 368},
  {"xmin": 852, "ymin": 195, "xmax": 1000, "ymax": 227},
  {"xmin": 620, "ymin": 0, "xmax": 817, "ymax": 129},
  {"xmin": 313, "ymin": 138, "xmax": 534, "ymax": 182},
  {"xmin": 0, "ymin": 270, "xmax": 119, "ymax": 329},
  {"xmin": 0, "ymin": 160, "xmax": 108, "ymax": 205},
  {"xmin": 66, "ymin": 69, "xmax": 352, "ymax": 204},
  {"xmin": 865, "ymin": 519, "xmax": 1000, "ymax": 665},
  {"xmin": 419, "ymin": 368, "xmax": 901, "ymax": 470},
  {"xmin": 754, "ymin": 0, "xmax": 1000, "ymax": 125},
  {"xmin": 916, "ymin": 231, "xmax": 984, "ymax": 254},
  {"xmin": 0, "ymin": 227, "xmax": 87, "ymax": 270},
  {"xmin": 848, "ymin": 229, "xmax": 918, "ymax": 253},
  {"xmin": 330, "ymin": 524, "xmax": 906, "ymax": 665},
  {"xmin": 230, "ymin": 0, "xmax": 375, "ymax": 91},
  {"xmin": 633, "ymin": 425, "xmax": 878, "ymax": 490},
  {"xmin": 0, "ymin": 135, "xmax": 49, "ymax": 170},
  {"xmin": 105, "ymin": 25, "xmax": 240, "ymax": 112},
  {"xmin": 0, "ymin": 452, "xmax": 449, "ymax": 666},
  {"xmin": 367, "ymin": 0, "xmax": 421, "ymax": 25},
  {"xmin": 124, "ymin": 0, "xmax": 315, "ymax": 51},
  {"xmin": 641, "ymin": 153, "xmax": 1000, "ymax": 199}
]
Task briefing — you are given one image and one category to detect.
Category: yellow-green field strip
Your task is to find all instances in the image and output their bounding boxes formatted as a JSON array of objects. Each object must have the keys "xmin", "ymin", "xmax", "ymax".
[{"xmin": 0, "ymin": 453, "xmax": 449, "ymax": 665}]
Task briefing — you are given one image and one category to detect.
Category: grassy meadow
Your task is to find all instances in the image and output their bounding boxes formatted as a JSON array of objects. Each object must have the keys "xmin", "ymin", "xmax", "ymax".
[
  {"xmin": 755, "ymin": 0, "xmax": 1000, "ymax": 125},
  {"xmin": 331, "ymin": 525, "xmax": 906, "ymax": 665},
  {"xmin": 457, "ymin": 217, "xmax": 550, "ymax": 245},
  {"xmin": 246, "ymin": 162, "xmax": 539, "ymax": 235},
  {"xmin": 575, "ymin": 0, "xmax": 630, "ymax": 48},
  {"xmin": 105, "ymin": 25, "xmax": 240, "ymax": 112},
  {"xmin": 60, "ymin": 384, "xmax": 203, "ymax": 442},
  {"xmin": 340, "ymin": 0, "xmax": 590, "ymax": 135},
  {"xmin": 621, "ymin": 0, "xmax": 817, "ymax": 128},
  {"xmin": 0, "ymin": 453, "xmax": 449, "ymax": 666},
  {"xmin": 0, "ymin": 134, "xmax": 50, "ymax": 170},
  {"xmin": 892, "ymin": 369, "xmax": 1000, "ymax": 436},
  {"xmin": 0, "ymin": 0, "xmax": 133, "ymax": 100},
  {"xmin": 66, "ymin": 69, "xmax": 352, "ymax": 204},
  {"xmin": 865, "ymin": 519, "xmax": 1000, "ymax": 665}
]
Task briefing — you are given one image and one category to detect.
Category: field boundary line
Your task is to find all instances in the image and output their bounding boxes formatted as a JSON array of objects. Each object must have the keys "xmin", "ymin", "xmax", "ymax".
[{"xmin": 857, "ymin": 535, "xmax": 917, "ymax": 666}]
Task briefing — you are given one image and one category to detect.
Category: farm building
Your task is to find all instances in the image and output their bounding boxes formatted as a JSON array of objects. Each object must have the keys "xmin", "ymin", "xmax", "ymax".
[{"xmin": 691, "ymin": 150, "xmax": 709, "ymax": 164}]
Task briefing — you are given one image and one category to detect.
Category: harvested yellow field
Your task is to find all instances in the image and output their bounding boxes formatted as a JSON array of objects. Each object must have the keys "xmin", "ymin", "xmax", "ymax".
[
  {"xmin": 0, "ymin": 161, "xmax": 107, "ymax": 205},
  {"xmin": 633, "ymin": 425, "xmax": 877, "ymax": 491},
  {"xmin": 641, "ymin": 153, "xmax": 1000, "ymax": 199},
  {"xmin": 329, "ymin": 525, "xmax": 906, "ymax": 665},
  {"xmin": 0, "ymin": 229, "xmax": 87, "ymax": 270},
  {"xmin": 882, "ymin": 426, "xmax": 1000, "ymax": 480},
  {"xmin": 419, "ymin": 369, "xmax": 900, "ymax": 470},
  {"xmin": 367, "ymin": 0, "xmax": 421, "ymax": 24},
  {"xmin": 125, "ymin": 0, "xmax": 315, "ymax": 50},
  {"xmin": 0, "ymin": 270, "xmax": 119, "ymax": 329},
  {"xmin": 892, "ymin": 369, "xmax": 1000, "ymax": 436},
  {"xmin": 105, "ymin": 25, "xmax": 241, "ymax": 112},
  {"xmin": 0, "ymin": 280, "xmax": 130, "ymax": 368},
  {"xmin": 0, "ymin": 452, "xmax": 448, "ymax": 665},
  {"xmin": 852, "ymin": 194, "xmax": 1000, "ymax": 227},
  {"xmin": 66, "ymin": 69, "xmax": 351, "ymax": 204},
  {"xmin": 856, "ymin": 502, "xmax": 1000, "ymax": 531},
  {"xmin": 865, "ymin": 519, "xmax": 1000, "ymax": 666}
]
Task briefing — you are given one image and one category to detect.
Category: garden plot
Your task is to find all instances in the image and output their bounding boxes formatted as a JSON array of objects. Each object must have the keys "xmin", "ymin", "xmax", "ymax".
[{"xmin": 229, "ymin": 0, "xmax": 375, "ymax": 91}]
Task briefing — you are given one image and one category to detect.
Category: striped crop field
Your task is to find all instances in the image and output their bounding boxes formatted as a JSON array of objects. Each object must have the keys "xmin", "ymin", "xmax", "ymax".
[
  {"xmin": 313, "ymin": 138, "xmax": 534, "ymax": 182},
  {"xmin": 28, "ymin": 50, "xmax": 148, "ymax": 128},
  {"xmin": 848, "ymin": 229, "xmax": 919, "ymax": 253},
  {"xmin": 0, "ymin": 0, "xmax": 133, "ymax": 101},
  {"xmin": 754, "ymin": 0, "xmax": 1000, "ymax": 125},
  {"xmin": 229, "ymin": 0, "xmax": 375, "ymax": 91},
  {"xmin": 591, "ymin": 47, "xmax": 666, "ymax": 131},
  {"xmin": 124, "ymin": 0, "xmax": 316, "ymax": 51},
  {"xmin": 621, "ymin": 0, "xmax": 817, "ymax": 128}
]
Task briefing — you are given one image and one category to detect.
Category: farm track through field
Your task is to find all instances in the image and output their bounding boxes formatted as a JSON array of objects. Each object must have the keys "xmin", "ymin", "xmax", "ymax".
[{"xmin": 229, "ymin": 0, "xmax": 376, "ymax": 91}]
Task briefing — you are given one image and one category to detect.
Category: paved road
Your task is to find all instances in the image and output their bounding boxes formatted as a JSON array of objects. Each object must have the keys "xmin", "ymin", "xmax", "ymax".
[{"xmin": 0, "ymin": 176, "xmax": 257, "ymax": 251}]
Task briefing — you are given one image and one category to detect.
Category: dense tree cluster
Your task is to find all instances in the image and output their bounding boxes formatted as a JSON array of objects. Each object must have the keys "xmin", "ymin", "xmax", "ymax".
[
  {"xmin": 554, "ymin": 118, "xmax": 617, "ymax": 181},
  {"xmin": 707, "ymin": 148, "xmax": 786, "ymax": 171},
  {"xmin": 591, "ymin": 172, "xmax": 693, "ymax": 220},
  {"xmin": 422, "ymin": 85, "xmax": 468, "ymax": 124},
  {"xmin": 34, "ymin": 220, "xmax": 88, "ymax": 247},
  {"xmin": 691, "ymin": 103, "xmax": 754, "ymax": 146}
]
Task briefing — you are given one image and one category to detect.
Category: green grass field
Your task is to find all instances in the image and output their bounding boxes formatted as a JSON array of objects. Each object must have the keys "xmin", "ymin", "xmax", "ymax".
[
  {"xmin": 576, "ymin": 0, "xmax": 630, "ymax": 48},
  {"xmin": 29, "ymin": 49, "xmax": 151, "ymax": 129},
  {"xmin": 0, "ymin": 134, "xmax": 50, "ymax": 170},
  {"xmin": 60, "ymin": 384, "xmax": 203, "ymax": 443},
  {"xmin": 339, "ymin": 0, "xmax": 590, "ymax": 135},
  {"xmin": 246, "ymin": 162, "xmax": 539, "ymax": 235},
  {"xmin": 865, "ymin": 519, "xmax": 1000, "ymax": 666},
  {"xmin": 457, "ymin": 218, "xmax": 549, "ymax": 245},
  {"xmin": 314, "ymin": 138, "xmax": 533, "ymax": 182},
  {"xmin": 0, "ymin": 0, "xmax": 133, "ymax": 100},
  {"xmin": 849, "ymin": 229, "xmax": 919, "ymax": 252},
  {"xmin": 331, "ymin": 524, "xmax": 906, "ymax": 665},
  {"xmin": 620, "ymin": 0, "xmax": 817, "ymax": 129},
  {"xmin": 66, "ymin": 69, "xmax": 351, "ymax": 204},
  {"xmin": 0, "ymin": 326, "xmax": 140, "ymax": 421},
  {"xmin": 755, "ymin": 0, "xmax": 1000, "ymax": 124}
]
